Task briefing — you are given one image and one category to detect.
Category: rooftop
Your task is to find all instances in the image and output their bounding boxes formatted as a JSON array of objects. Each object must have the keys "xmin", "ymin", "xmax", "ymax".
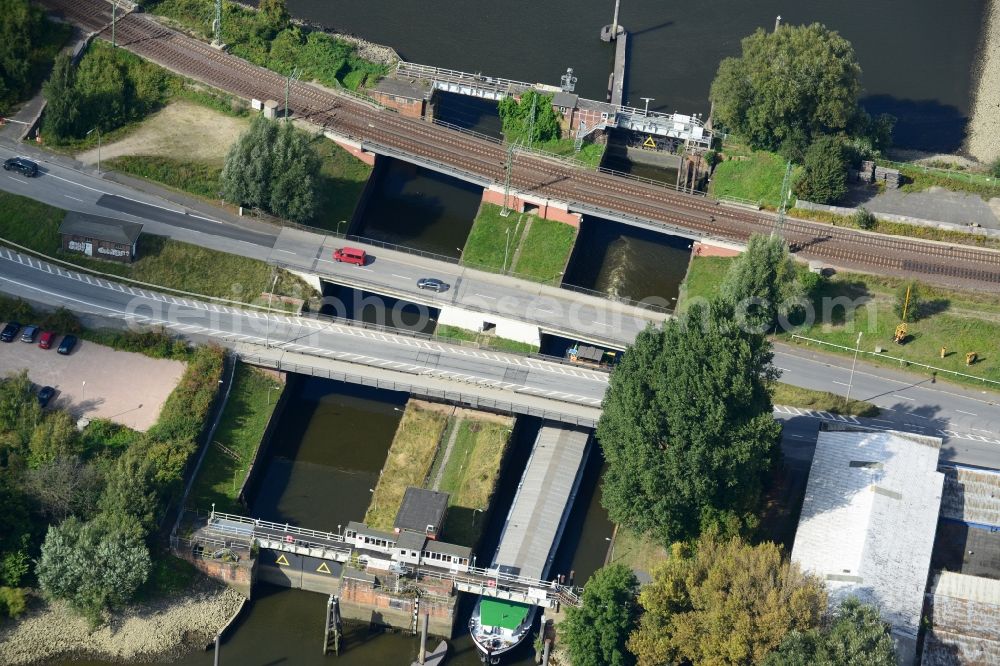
[
  {"xmin": 373, "ymin": 77, "xmax": 432, "ymax": 100},
  {"xmin": 791, "ymin": 427, "xmax": 944, "ymax": 665},
  {"xmin": 59, "ymin": 212, "xmax": 143, "ymax": 245},
  {"xmin": 394, "ymin": 487, "xmax": 450, "ymax": 534},
  {"xmin": 395, "ymin": 530, "xmax": 427, "ymax": 551},
  {"xmin": 346, "ymin": 520, "xmax": 396, "ymax": 543},
  {"xmin": 424, "ymin": 538, "xmax": 471, "ymax": 560}
]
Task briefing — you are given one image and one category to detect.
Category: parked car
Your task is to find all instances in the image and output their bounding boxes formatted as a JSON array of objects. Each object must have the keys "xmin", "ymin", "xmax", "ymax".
[
  {"xmin": 38, "ymin": 331, "xmax": 55, "ymax": 349},
  {"xmin": 416, "ymin": 277, "xmax": 450, "ymax": 293},
  {"xmin": 37, "ymin": 386, "xmax": 56, "ymax": 408},
  {"xmin": 333, "ymin": 247, "xmax": 367, "ymax": 266},
  {"xmin": 0, "ymin": 322, "xmax": 21, "ymax": 343},
  {"xmin": 57, "ymin": 334, "xmax": 77, "ymax": 355},
  {"xmin": 3, "ymin": 156, "xmax": 38, "ymax": 177},
  {"xmin": 20, "ymin": 325, "xmax": 38, "ymax": 343}
]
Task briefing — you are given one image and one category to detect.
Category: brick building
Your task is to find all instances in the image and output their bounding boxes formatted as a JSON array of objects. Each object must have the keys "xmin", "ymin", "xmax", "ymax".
[{"xmin": 59, "ymin": 212, "xmax": 142, "ymax": 263}]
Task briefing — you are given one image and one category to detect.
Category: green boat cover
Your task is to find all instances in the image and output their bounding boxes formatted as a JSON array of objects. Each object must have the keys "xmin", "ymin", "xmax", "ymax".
[{"xmin": 479, "ymin": 598, "xmax": 530, "ymax": 631}]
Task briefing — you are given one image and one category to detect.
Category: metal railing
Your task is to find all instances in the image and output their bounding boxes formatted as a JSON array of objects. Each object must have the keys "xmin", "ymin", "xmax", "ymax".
[
  {"xmin": 789, "ymin": 334, "xmax": 1000, "ymax": 387},
  {"xmin": 415, "ymin": 565, "xmax": 582, "ymax": 600},
  {"xmin": 236, "ymin": 353, "xmax": 600, "ymax": 427},
  {"xmin": 597, "ymin": 165, "xmax": 704, "ymax": 195},
  {"xmin": 209, "ymin": 511, "xmax": 348, "ymax": 544},
  {"xmin": 396, "ymin": 61, "xmax": 534, "ymax": 95}
]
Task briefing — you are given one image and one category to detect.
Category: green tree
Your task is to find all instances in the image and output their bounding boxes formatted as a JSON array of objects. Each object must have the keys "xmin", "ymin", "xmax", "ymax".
[
  {"xmin": 795, "ymin": 136, "xmax": 849, "ymax": 204},
  {"xmin": 37, "ymin": 514, "xmax": 151, "ymax": 624},
  {"xmin": 597, "ymin": 300, "xmax": 782, "ymax": 544},
  {"xmin": 221, "ymin": 115, "xmax": 319, "ymax": 222},
  {"xmin": 720, "ymin": 233, "xmax": 804, "ymax": 329},
  {"xmin": 629, "ymin": 534, "xmax": 827, "ymax": 666},
  {"xmin": 893, "ymin": 280, "xmax": 923, "ymax": 323},
  {"xmin": 0, "ymin": 370, "xmax": 42, "ymax": 454},
  {"xmin": 562, "ymin": 564, "xmax": 640, "ymax": 666},
  {"xmin": 99, "ymin": 444, "xmax": 160, "ymax": 535},
  {"xmin": 0, "ymin": 585, "xmax": 28, "ymax": 618},
  {"xmin": 710, "ymin": 23, "xmax": 863, "ymax": 158},
  {"xmin": 0, "ymin": 0, "xmax": 35, "ymax": 111},
  {"xmin": 763, "ymin": 597, "xmax": 896, "ymax": 666},
  {"xmin": 498, "ymin": 90, "xmax": 562, "ymax": 144},
  {"xmin": 0, "ymin": 476, "xmax": 32, "ymax": 587},
  {"xmin": 257, "ymin": 0, "xmax": 291, "ymax": 40},
  {"xmin": 41, "ymin": 54, "xmax": 79, "ymax": 141},
  {"xmin": 23, "ymin": 455, "xmax": 104, "ymax": 521}
]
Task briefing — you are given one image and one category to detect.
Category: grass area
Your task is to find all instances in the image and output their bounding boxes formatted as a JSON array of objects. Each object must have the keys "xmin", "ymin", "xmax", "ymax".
[
  {"xmin": 438, "ymin": 417, "xmax": 513, "ymax": 547},
  {"xmin": 462, "ymin": 205, "xmax": 527, "ymax": 272},
  {"xmin": 148, "ymin": 0, "xmax": 388, "ymax": 91},
  {"xmin": 312, "ymin": 137, "xmax": 373, "ymax": 232},
  {"xmin": 770, "ymin": 381, "xmax": 879, "ymax": 417},
  {"xmin": 187, "ymin": 364, "xmax": 283, "ymax": 513},
  {"xmin": 515, "ymin": 217, "xmax": 577, "ymax": 283},
  {"xmin": 364, "ymin": 403, "xmax": 449, "ymax": 530},
  {"xmin": 607, "ymin": 526, "xmax": 668, "ymax": 579},
  {"xmin": 787, "ymin": 207, "xmax": 1000, "ymax": 251},
  {"xmin": 677, "ymin": 255, "xmax": 733, "ymax": 311},
  {"xmin": 137, "ymin": 552, "xmax": 200, "ymax": 600},
  {"xmin": 532, "ymin": 138, "xmax": 606, "ymax": 169},
  {"xmin": 709, "ymin": 147, "xmax": 796, "ymax": 208},
  {"xmin": 434, "ymin": 324, "xmax": 539, "ymax": 354},
  {"xmin": 894, "ymin": 162, "xmax": 1000, "ymax": 199},
  {"xmin": 780, "ymin": 271, "xmax": 1000, "ymax": 388},
  {"xmin": 462, "ymin": 204, "xmax": 577, "ymax": 284},
  {"xmin": 0, "ymin": 191, "xmax": 312, "ymax": 304},
  {"xmin": 105, "ymin": 155, "xmax": 223, "ymax": 199}
]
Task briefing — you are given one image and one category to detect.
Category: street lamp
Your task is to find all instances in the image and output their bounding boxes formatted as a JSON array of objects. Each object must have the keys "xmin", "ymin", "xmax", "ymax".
[
  {"xmin": 265, "ymin": 270, "xmax": 279, "ymax": 347},
  {"xmin": 369, "ymin": 488, "xmax": 377, "ymax": 514},
  {"xmin": 845, "ymin": 331, "xmax": 863, "ymax": 408},
  {"xmin": 86, "ymin": 127, "xmax": 101, "ymax": 174},
  {"xmin": 81, "ymin": 380, "xmax": 86, "ymax": 403},
  {"xmin": 641, "ymin": 97, "xmax": 655, "ymax": 116},
  {"xmin": 336, "ymin": 220, "xmax": 347, "ymax": 236},
  {"xmin": 471, "ymin": 507, "xmax": 483, "ymax": 526}
]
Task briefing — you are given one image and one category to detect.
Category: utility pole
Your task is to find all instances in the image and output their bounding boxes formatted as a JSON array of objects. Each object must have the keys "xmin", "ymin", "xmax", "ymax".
[
  {"xmin": 111, "ymin": 0, "xmax": 117, "ymax": 48},
  {"xmin": 774, "ymin": 15, "xmax": 782, "ymax": 32},
  {"xmin": 611, "ymin": 0, "xmax": 622, "ymax": 39},
  {"xmin": 500, "ymin": 142, "xmax": 516, "ymax": 217},
  {"xmin": 503, "ymin": 226, "xmax": 512, "ymax": 272},
  {"xmin": 527, "ymin": 94, "xmax": 537, "ymax": 147},
  {"xmin": 284, "ymin": 68, "xmax": 300, "ymax": 122},
  {"xmin": 772, "ymin": 160, "xmax": 793, "ymax": 238},
  {"xmin": 845, "ymin": 331, "xmax": 863, "ymax": 408},
  {"xmin": 641, "ymin": 97, "xmax": 654, "ymax": 116},
  {"xmin": 87, "ymin": 127, "xmax": 101, "ymax": 174},
  {"xmin": 213, "ymin": 0, "xmax": 223, "ymax": 46}
]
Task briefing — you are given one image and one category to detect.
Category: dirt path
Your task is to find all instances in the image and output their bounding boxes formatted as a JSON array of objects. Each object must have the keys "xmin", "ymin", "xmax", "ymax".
[{"xmin": 77, "ymin": 100, "xmax": 249, "ymax": 165}]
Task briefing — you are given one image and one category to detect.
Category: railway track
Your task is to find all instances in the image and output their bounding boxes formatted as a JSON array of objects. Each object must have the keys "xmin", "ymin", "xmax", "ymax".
[{"xmin": 36, "ymin": 0, "xmax": 1000, "ymax": 288}]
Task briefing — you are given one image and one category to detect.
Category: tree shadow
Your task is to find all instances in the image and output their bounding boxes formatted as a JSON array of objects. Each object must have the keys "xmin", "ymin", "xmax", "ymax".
[{"xmin": 860, "ymin": 94, "xmax": 968, "ymax": 155}]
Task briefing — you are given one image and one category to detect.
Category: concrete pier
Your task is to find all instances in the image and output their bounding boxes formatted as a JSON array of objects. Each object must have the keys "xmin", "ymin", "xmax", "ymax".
[{"xmin": 609, "ymin": 30, "xmax": 628, "ymax": 107}]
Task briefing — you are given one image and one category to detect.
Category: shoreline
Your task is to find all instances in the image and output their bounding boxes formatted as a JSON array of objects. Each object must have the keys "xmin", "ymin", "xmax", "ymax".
[
  {"xmin": 0, "ymin": 579, "xmax": 245, "ymax": 665},
  {"xmin": 966, "ymin": 0, "xmax": 1000, "ymax": 163}
]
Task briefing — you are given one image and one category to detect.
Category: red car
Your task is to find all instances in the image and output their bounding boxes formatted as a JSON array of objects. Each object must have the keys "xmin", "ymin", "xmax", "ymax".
[
  {"xmin": 38, "ymin": 331, "xmax": 55, "ymax": 349},
  {"xmin": 333, "ymin": 247, "xmax": 366, "ymax": 266}
]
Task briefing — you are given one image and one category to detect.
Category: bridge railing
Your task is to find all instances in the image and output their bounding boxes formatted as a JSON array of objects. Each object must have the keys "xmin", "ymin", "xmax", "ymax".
[
  {"xmin": 234, "ymin": 354, "xmax": 600, "ymax": 427},
  {"xmin": 396, "ymin": 61, "xmax": 534, "ymax": 95},
  {"xmin": 597, "ymin": 165, "xmax": 705, "ymax": 195},
  {"xmin": 414, "ymin": 565, "xmax": 583, "ymax": 607},
  {"xmin": 210, "ymin": 511, "xmax": 347, "ymax": 544}
]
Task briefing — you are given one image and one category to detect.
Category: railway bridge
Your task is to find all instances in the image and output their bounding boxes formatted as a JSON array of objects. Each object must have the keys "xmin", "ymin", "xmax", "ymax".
[{"xmin": 36, "ymin": 0, "xmax": 1000, "ymax": 290}]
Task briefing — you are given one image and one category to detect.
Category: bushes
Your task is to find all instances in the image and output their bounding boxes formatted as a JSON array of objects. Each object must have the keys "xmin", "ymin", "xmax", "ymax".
[
  {"xmin": 105, "ymin": 155, "xmax": 223, "ymax": 198},
  {"xmin": 795, "ymin": 136, "xmax": 849, "ymax": 204},
  {"xmin": 852, "ymin": 206, "xmax": 876, "ymax": 230},
  {"xmin": 0, "ymin": 586, "xmax": 28, "ymax": 618}
]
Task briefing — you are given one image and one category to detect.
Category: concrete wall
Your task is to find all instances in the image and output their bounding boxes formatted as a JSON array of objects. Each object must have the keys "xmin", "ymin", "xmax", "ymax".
[
  {"xmin": 481, "ymin": 187, "xmax": 582, "ymax": 227},
  {"xmin": 437, "ymin": 306, "xmax": 541, "ymax": 347},
  {"xmin": 339, "ymin": 575, "xmax": 457, "ymax": 637},
  {"xmin": 325, "ymin": 132, "xmax": 377, "ymax": 167},
  {"xmin": 370, "ymin": 91, "xmax": 425, "ymax": 118},
  {"xmin": 171, "ymin": 548, "xmax": 255, "ymax": 599},
  {"xmin": 692, "ymin": 240, "xmax": 743, "ymax": 258}
]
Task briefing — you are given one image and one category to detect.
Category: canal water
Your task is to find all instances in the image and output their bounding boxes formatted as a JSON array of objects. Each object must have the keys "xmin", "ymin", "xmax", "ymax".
[
  {"xmin": 563, "ymin": 216, "xmax": 692, "ymax": 304},
  {"xmin": 289, "ymin": 0, "xmax": 986, "ymax": 153},
  {"xmin": 351, "ymin": 157, "xmax": 483, "ymax": 259},
  {"xmin": 61, "ymin": 379, "xmax": 614, "ymax": 665},
  {"xmin": 320, "ymin": 282, "xmax": 440, "ymax": 336}
]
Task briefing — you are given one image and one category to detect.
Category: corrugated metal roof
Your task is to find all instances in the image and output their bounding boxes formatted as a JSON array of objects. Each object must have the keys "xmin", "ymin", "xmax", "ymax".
[{"xmin": 59, "ymin": 211, "xmax": 143, "ymax": 245}]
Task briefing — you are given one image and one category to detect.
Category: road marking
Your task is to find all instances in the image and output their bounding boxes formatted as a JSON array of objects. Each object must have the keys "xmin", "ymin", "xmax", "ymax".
[
  {"xmin": 870, "ymin": 418, "xmax": 893, "ymax": 423},
  {"xmin": 187, "ymin": 213, "xmax": 220, "ymax": 223},
  {"xmin": 474, "ymin": 293, "xmax": 496, "ymax": 299},
  {"xmin": 973, "ymin": 428, "xmax": 994, "ymax": 434},
  {"xmin": 276, "ymin": 249, "xmax": 295, "ymax": 254},
  {"xmin": 63, "ymin": 194, "xmax": 84, "ymax": 202},
  {"xmin": 891, "ymin": 394, "xmax": 916, "ymax": 401},
  {"xmin": 831, "ymin": 380, "xmax": 850, "ymax": 386},
  {"xmin": 392, "ymin": 274, "xmax": 409, "ymax": 279},
  {"xmin": 45, "ymin": 172, "xmax": 107, "ymax": 194},
  {"xmin": 591, "ymin": 321, "xmax": 611, "ymax": 327},
  {"xmin": 7, "ymin": 175, "xmax": 23, "ymax": 183},
  {"xmin": 956, "ymin": 410, "xmax": 978, "ymax": 416}
]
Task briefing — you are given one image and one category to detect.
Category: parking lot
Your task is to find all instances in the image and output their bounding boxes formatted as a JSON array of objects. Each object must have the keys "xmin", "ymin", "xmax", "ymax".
[{"xmin": 0, "ymin": 332, "xmax": 186, "ymax": 431}]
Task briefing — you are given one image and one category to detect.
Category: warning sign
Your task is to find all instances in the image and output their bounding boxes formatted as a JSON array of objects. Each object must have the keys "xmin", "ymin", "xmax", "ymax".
[
  {"xmin": 642, "ymin": 135, "xmax": 657, "ymax": 149},
  {"xmin": 316, "ymin": 562, "xmax": 332, "ymax": 574},
  {"xmin": 275, "ymin": 554, "xmax": 290, "ymax": 566}
]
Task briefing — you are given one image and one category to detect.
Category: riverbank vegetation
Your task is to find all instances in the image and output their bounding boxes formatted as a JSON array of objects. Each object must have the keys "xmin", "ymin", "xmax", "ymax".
[
  {"xmin": 0, "ymin": 341, "xmax": 224, "ymax": 625},
  {"xmin": 0, "ymin": 191, "xmax": 311, "ymax": 305},
  {"xmin": 497, "ymin": 90, "xmax": 604, "ymax": 167},
  {"xmin": 0, "ymin": 0, "xmax": 71, "ymax": 115},
  {"xmin": 187, "ymin": 363, "xmax": 283, "ymax": 513},
  {"xmin": 462, "ymin": 203, "xmax": 577, "ymax": 284},
  {"xmin": 145, "ymin": 0, "xmax": 387, "ymax": 90}
]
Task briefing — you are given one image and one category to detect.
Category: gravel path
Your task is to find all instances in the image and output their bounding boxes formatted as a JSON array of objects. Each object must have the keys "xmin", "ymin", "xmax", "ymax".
[
  {"xmin": 968, "ymin": 0, "xmax": 1000, "ymax": 163},
  {"xmin": 0, "ymin": 580, "xmax": 245, "ymax": 665}
]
